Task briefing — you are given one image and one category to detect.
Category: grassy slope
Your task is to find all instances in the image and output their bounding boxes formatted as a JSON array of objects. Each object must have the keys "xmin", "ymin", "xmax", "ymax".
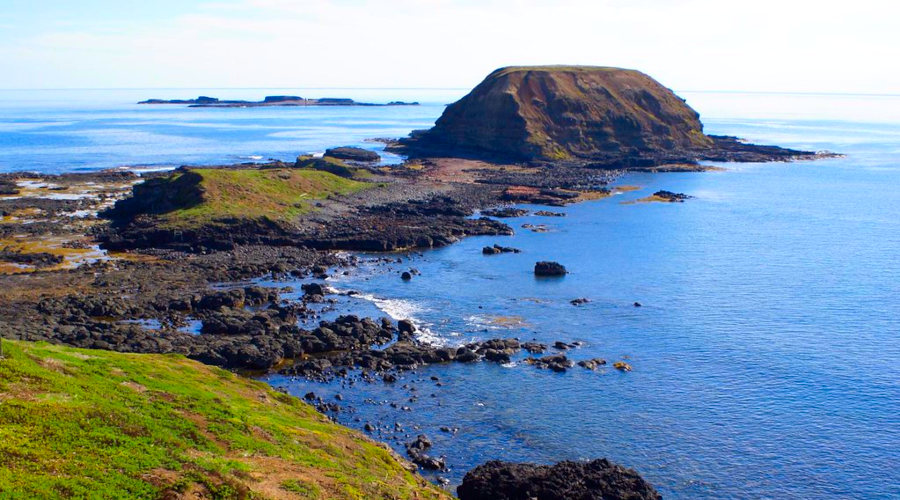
[
  {"xmin": 162, "ymin": 168, "xmax": 369, "ymax": 227},
  {"xmin": 0, "ymin": 340, "xmax": 449, "ymax": 499}
]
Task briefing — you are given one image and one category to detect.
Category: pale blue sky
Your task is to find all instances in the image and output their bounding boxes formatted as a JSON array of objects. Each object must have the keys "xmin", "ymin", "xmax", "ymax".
[{"xmin": 1, "ymin": 0, "xmax": 897, "ymax": 93}]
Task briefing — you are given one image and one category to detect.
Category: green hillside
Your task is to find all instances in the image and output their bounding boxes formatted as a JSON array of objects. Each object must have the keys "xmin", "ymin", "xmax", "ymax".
[{"xmin": 0, "ymin": 340, "xmax": 448, "ymax": 499}]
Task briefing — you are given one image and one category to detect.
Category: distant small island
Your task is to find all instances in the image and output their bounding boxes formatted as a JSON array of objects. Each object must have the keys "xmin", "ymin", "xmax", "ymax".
[{"xmin": 138, "ymin": 95, "xmax": 419, "ymax": 107}]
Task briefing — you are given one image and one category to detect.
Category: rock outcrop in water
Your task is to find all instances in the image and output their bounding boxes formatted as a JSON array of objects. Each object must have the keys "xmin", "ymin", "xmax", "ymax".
[
  {"xmin": 534, "ymin": 261, "xmax": 567, "ymax": 276},
  {"xmin": 397, "ymin": 65, "xmax": 817, "ymax": 166},
  {"xmin": 138, "ymin": 95, "xmax": 419, "ymax": 107},
  {"xmin": 457, "ymin": 458, "xmax": 661, "ymax": 500}
]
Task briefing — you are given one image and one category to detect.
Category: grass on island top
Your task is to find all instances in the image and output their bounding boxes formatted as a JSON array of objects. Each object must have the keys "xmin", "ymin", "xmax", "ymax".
[
  {"xmin": 160, "ymin": 167, "xmax": 369, "ymax": 227},
  {"xmin": 0, "ymin": 340, "xmax": 448, "ymax": 499}
]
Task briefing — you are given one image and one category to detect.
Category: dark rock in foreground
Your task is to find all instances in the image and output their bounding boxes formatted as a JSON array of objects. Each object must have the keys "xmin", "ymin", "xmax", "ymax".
[
  {"xmin": 324, "ymin": 147, "xmax": 381, "ymax": 163},
  {"xmin": 457, "ymin": 458, "xmax": 661, "ymax": 500},
  {"xmin": 534, "ymin": 261, "xmax": 567, "ymax": 276}
]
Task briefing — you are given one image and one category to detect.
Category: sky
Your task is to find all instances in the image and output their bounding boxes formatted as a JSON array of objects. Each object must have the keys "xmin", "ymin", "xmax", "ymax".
[{"xmin": 0, "ymin": 0, "xmax": 898, "ymax": 93}]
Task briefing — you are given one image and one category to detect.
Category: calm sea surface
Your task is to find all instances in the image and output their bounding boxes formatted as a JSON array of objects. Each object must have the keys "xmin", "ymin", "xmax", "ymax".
[{"xmin": 2, "ymin": 88, "xmax": 898, "ymax": 498}]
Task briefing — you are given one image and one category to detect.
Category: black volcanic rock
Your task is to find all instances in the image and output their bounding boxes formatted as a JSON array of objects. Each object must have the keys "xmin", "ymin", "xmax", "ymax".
[
  {"xmin": 534, "ymin": 261, "xmax": 567, "ymax": 276},
  {"xmin": 457, "ymin": 459, "xmax": 661, "ymax": 500},
  {"xmin": 324, "ymin": 147, "xmax": 381, "ymax": 163},
  {"xmin": 653, "ymin": 190, "xmax": 692, "ymax": 202}
]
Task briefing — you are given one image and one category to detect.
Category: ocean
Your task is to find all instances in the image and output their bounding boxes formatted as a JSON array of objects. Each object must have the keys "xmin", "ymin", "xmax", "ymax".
[{"xmin": 2, "ymin": 88, "xmax": 898, "ymax": 498}]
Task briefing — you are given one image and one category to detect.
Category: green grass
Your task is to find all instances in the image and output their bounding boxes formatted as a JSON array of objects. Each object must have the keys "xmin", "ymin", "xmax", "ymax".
[
  {"xmin": 0, "ymin": 340, "xmax": 448, "ymax": 499},
  {"xmin": 159, "ymin": 167, "xmax": 369, "ymax": 227},
  {"xmin": 295, "ymin": 155, "xmax": 375, "ymax": 180}
]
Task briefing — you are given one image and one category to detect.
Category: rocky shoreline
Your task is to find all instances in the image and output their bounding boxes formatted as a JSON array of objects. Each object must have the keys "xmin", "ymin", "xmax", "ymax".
[
  {"xmin": 0, "ymin": 151, "xmax": 784, "ymax": 495},
  {"xmin": 0, "ymin": 65, "xmax": 840, "ymax": 496},
  {"xmin": 0, "ymin": 140, "xmax": 829, "ymax": 493}
]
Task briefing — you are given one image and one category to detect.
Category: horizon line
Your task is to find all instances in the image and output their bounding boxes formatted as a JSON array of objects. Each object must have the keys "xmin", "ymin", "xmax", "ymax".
[{"xmin": 0, "ymin": 87, "xmax": 898, "ymax": 98}]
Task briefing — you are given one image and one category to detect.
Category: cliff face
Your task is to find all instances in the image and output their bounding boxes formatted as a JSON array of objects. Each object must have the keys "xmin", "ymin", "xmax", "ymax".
[{"xmin": 409, "ymin": 66, "xmax": 714, "ymax": 161}]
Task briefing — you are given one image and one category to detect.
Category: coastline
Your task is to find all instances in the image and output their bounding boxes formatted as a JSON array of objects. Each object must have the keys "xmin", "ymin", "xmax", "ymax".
[
  {"xmin": 0, "ymin": 149, "xmax": 800, "ymax": 487},
  {"xmin": 0, "ymin": 71, "xmax": 845, "ymax": 495},
  {"xmin": 0, "ymin": 160, "xmax": 670, "ymax": 494}
]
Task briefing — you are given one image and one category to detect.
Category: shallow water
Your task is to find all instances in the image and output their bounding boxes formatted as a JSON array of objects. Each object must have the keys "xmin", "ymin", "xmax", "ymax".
[
  {"xmin": 264, "ymin": 112, "xmax": 900, "ymax": 498},
  {"xmin": 2, "ymin": 89, "xmax": 898, "ymax": 498}
]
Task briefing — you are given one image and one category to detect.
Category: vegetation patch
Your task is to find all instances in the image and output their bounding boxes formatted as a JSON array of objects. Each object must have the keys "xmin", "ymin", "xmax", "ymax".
[
  {"xmin": 294, "ymin": 155, "xmax": 374, "ymax": 180},
  {"xmin": 111, "ymin": 167, "xmax": 370, "ymax": 228},
  {"xmin": 0, "ymin": 236, "xmax": 108, "ymax": 275},
  {"xmin": 0, "ymin": 340, "xmax": 448, "ymax": 499}
]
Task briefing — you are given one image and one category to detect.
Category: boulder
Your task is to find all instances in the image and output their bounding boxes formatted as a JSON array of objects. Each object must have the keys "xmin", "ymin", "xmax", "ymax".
[
  {"xmin": 534, "ymin": 261, "xmax": 567, "ymax": 276},
  {"xmin": 525, "ymin": 354, "xmax": 573, "ymax": 372},
  {"xmin": 613, "ymin": 361, "xmax": 633, "ymax": 372},
  {"xmin": 397, "ymin": 319, "xmax": 416, "ymax": 341},
  {"xmin": 301, "ymin": 282, "xmax": 328, "ymax": 297},
  {"xmin": 577, "ymin": 358, "xmax": 607, "ymax": 370},
  {"xmin": 324, "ymin": 147, "xmax": 381, "ymax": 163},
  {"xmin": 457, "ymin": 458, "xmax": 661, "ymax": 500}
]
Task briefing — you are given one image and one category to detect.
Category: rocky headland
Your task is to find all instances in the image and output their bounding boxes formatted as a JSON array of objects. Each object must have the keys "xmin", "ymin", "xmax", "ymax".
[
  {"xmin": 0, "ymin": 65, "xmax": 838, "ymax": 497},
  {"xmin": 393, "ymin": 65, "xmax": 829, "ymax": 168}
]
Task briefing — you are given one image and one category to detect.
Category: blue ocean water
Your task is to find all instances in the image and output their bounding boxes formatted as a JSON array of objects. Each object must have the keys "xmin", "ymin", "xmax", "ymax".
[
  {"xmin": 2, "ymin": 89, "xmax": 898, "ymax": 498},
  {"xmin": 0, "ymin": 88, "xmax": 459, "ymax": 173}
]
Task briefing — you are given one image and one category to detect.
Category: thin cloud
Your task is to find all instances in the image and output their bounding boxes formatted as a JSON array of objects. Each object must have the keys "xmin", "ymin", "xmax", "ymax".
[{"xmin": 0, "ymin": 0, "xmax": 897, "ymax": 92}]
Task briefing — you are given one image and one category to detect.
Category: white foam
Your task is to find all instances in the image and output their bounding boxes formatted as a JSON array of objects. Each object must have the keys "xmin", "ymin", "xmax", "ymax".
[
  {"xmin": 17, "ymin": 180, "xmax": 48, "ymax": 189},
  {"xmin": 342, "ymin": 290, "xmax": 445, "ymax": 346},
  {"xmin": 465, "ymin": 314, "xmax": 498, "ymax": 330},
  {"xmin": 43, "ymin": 192, "xmax": 96, "ymax": 200},
  {"xmin": 65, "ymin": 209, "xmax": 96, "ymax": 218}
]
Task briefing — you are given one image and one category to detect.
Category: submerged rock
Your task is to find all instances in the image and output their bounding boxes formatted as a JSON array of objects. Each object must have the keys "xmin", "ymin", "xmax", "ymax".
[
  {"xmin": 482, "ymin": 244, "xmax": 521, "ymax": 255},
  {"xmin": 613, "ymin": 361, "xmax": 633, "ymax": 372},
  {"xmin": 578, "ymin": 358, "xmax": 607, "ymax": 370},
  {"xmin": 457, "ymin": 458, "xmax": 661, "ymax": 500},
  {"xmin": 525, "ymin": 354, "xmax": 573, "ymax": 373},
  {"xmin": 653, "ymin": 190, "xmax": 693, "ymax": 202}
]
